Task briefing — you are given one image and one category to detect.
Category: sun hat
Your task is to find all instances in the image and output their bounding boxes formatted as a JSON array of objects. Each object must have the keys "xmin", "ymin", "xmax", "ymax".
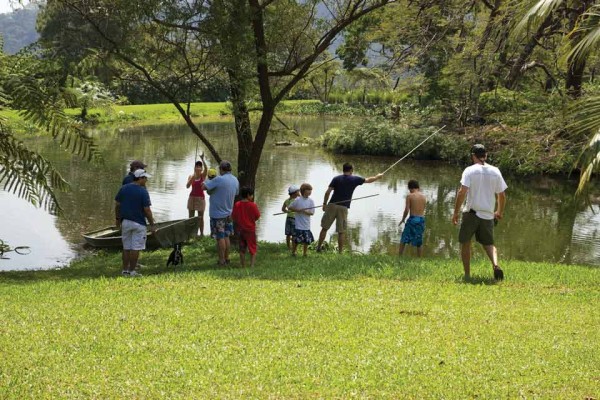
[
  {"xmin": 288, "ymin": 185, "xmax": 300, "ymax": 194},
  {"xmin": 133, "ymin": 169, "xmax": 152, "ymax": 179}
]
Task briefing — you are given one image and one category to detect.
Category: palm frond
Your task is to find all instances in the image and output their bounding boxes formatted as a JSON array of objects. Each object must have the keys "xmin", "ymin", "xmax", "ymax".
[
  {"xmin": 575, "ymin": 131, "xmax": 600, "ymax": 196},
  {"xmin": 513, "ymin": 0, "xmax": 565, "ymax": 37},
  {"xmin": 0, "ymin": 126, "xmax": 68, "ymax": 215},
  {"xmin": 568, "ymin": 5, "xmax": 600, "ymax": 65},
  {"xmin": 567, "ymin": 96, "xmax": 600, "ymax": 195},
  {"xmin": 0, "ymin": 49, "xmax": 102, "ymax": 214}
]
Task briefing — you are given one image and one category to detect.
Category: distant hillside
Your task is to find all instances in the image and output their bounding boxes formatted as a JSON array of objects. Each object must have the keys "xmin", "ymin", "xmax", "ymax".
[{"xmin": 0, "ymin": 6, "xmax": 39, "ymax": 54}]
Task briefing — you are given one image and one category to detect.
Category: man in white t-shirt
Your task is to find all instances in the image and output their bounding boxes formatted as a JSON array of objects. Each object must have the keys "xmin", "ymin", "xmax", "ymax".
[{"xmin": 452, "ymin": 144, "xmax": 508, "ymax": 280}]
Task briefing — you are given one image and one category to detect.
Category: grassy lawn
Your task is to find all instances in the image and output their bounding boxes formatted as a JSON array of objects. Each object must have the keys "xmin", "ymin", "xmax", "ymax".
[
  {"xmin": 1, "ymin": 100, "xmax": 323, "ymax": 133},
  {"xmin": 1, "ymin": 240, "xmax": 598, "ymax": 399}
]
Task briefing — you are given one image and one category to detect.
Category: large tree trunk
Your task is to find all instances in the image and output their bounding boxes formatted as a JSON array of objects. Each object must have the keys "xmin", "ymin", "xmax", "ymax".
[
  {"xmin": 504, "ymin": 13, "xmax": 554, "ymax": 90},
  {"xmin": 565, "ymin": 0, "xmax": 592, "ymax": 98},
  {"xmin": 228, "ymin": 70, "xmax": 254, "ymax": 187},
  {"xmin": 566, "ymin": 60, "xmax": 586, "ymax": 98},
  {"xmin": 244, "ymin": 106, "xmax": 275, "ymax": 188}
]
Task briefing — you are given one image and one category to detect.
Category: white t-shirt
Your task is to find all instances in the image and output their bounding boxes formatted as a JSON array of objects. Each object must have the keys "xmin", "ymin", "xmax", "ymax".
[
  {"xmin": 289, "ymin": 196, "xmax": 315, "ymax": 230},
  {"xmin": 460, "ymin": 163, "xmax": 508, "ymax": 220}
]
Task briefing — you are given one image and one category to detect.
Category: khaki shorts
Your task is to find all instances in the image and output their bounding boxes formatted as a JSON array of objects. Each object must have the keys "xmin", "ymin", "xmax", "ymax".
[
  {"xmin": 459, "ymin": 211, "xmax": 494, "ymax": 245},
  {"xmin": 320, "ymin": 204, "xmax": 348, "ymax": 233},
  {"xmin": 187, "ymin": 196, "xmax": 206, "ymax": 212}
]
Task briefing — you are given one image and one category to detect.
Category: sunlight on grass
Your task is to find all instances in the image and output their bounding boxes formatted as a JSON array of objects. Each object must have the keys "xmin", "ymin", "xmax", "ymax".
[{"xmin": 1, "ymin": 240, "xmax": 598, "ymax": 398}]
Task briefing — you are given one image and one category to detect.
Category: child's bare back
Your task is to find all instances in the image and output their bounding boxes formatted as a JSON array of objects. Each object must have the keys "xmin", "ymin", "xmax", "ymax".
[{"xmin": 407, "ymin": 191, "xmax": 426, "ymax": 216}]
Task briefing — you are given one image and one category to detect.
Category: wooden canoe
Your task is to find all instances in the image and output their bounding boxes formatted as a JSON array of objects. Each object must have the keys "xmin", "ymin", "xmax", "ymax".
[{"xmin": 82, "ymin": 217, "xmax": 199, "ymax": 249}]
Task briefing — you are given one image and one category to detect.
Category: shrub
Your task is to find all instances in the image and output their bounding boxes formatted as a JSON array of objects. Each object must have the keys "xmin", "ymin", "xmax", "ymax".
[{"xmin": 320, "ymin": 117, "xmax": 467, "ymax": 161}]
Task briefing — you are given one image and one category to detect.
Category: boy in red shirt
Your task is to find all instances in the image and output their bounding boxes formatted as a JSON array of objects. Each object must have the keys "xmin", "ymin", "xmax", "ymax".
[{"xmin": 232, "ymin": 186, "xmax": 261, "ymax": 267}]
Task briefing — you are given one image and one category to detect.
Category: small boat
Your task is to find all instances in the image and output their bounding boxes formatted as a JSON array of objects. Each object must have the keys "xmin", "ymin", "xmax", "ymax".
[{"xmin": 82, "ymin": 217, "xmax": 199, "ymax": 249}]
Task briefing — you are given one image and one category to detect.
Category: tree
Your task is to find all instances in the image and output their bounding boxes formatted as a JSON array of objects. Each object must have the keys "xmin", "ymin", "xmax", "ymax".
[
  {"xmin": 507, "ymin": 0, "xmax": 599, "ymax": 193},
  {"xmin": 39, "ymin": 0, "xmax": 396, "ymax": 188}
]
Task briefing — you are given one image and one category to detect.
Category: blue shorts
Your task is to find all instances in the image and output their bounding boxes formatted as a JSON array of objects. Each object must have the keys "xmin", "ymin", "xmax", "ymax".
[
  {"xmin": 401, "ymin": 216, "xmax": 425, "ymax": 247},
  {"xmin": 210, "ymin": 217, "xmax": 234, "ymax": 240},
  {"xmin": 285, "ymin": 216, "xmax": 296, "ymax": 236},
  {"xmin": 294, "ymin": 229, "xmax": 314, "ymax": 244}
]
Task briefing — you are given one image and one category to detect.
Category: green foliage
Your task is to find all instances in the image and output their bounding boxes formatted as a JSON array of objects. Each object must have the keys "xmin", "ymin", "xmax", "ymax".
[
  {"xmin": 320, "ymin": 117, "xmax": 467, "ymax": 161},
  {"xmin": 279, "ymin": 101, "xmax": 373, "ymax": 116},
  {"xmin": 0, "ymin": 48, "xmax": 102, "ymax": 215}
]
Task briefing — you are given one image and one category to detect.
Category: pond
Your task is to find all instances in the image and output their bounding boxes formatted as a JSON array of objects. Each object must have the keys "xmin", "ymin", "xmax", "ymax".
[{"xmin": 1, "ymin": 117, "xmax": 599, "ymax": 270}]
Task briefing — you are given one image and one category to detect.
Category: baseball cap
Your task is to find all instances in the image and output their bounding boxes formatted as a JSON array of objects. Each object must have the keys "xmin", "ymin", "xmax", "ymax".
[
  {"xmin": 471, "ymin": 144, "xmax": 487, "ymax": 156},
  {"xmin": 130, "ymin": 160, "xmax": 147, "ymax": 170},
  {"xmin": 133, "ymin": 169, "xmax": 152, "ymax": 179},
  {"xmin": 207, "ymin": 168, "xmax": 217, "ymax": 178},
  {"xmin": 288, "ymin": 185, "xmax": 300, "ymax": 194},
  {"xmin": 219, "ymin": 160, "xmax": 232, "ymax": 172}
]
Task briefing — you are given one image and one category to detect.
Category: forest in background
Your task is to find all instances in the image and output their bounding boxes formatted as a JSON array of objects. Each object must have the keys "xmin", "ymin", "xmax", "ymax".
[
  {"xmin": 1, "ymin": 0, "xmax": 599, "ymax": 221},
  {"xmin": 0, "ymin": 5, "xmax": 38, "ymax": 54}
]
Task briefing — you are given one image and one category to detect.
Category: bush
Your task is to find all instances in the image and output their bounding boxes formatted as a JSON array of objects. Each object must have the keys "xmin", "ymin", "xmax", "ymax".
[{"xmin": 320, "ymin": 117, "xmax": 468, "ymax": 161}]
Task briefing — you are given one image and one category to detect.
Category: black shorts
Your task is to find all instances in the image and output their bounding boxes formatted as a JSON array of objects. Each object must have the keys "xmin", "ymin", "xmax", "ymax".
[{"xmin": 459, "ymin": 211, "xmax": 494, "ymax": 245}]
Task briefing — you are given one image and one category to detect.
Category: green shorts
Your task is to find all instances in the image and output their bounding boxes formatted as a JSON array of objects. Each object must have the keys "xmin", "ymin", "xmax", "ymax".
[
  {"xmin": 458, "ymin": 211, "xmax": 494, "ymax": 245},
  {"xmin": 320, "ymin": 204, "xmax": 348, "ymax": 233}
]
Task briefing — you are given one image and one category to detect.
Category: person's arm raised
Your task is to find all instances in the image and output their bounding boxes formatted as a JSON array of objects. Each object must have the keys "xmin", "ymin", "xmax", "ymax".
[{"xmin": 365, "ymin": 173, "xmax": 384, "ymax": 183}]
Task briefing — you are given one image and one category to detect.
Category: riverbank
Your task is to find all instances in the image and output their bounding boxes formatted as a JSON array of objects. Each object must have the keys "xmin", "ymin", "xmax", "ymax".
[
  {"xmin": 2, "ymin": 100, "xmax": 589, "ymax": 177},
  {"xmin": 1, "ymin": 240, "xmax": 598, "ymax": 398},
  {"xmin": 319, "ymin": 117, "xmax": 583, "ymax": 176}
]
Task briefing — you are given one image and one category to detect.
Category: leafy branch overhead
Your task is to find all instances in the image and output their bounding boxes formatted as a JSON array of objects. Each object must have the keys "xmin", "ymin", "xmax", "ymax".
[{"xmin": 0, "ymin": 47, "xmax": 102, "ymax": 214}]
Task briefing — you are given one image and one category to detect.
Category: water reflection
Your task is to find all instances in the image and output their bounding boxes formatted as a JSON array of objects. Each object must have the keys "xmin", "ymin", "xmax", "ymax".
[{"xmin": 1, "ymin": 117, "xmax": 598, "ymax": 270}]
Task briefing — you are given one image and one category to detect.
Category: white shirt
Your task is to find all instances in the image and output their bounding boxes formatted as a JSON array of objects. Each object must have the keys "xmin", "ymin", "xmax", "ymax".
[
  {"xmin": 289, "ymin": 196, "xmax": 315, "ymax": 230},
  {"xmin": 460, "ymin": 163, "xmax": 508, "ymax": 220}
]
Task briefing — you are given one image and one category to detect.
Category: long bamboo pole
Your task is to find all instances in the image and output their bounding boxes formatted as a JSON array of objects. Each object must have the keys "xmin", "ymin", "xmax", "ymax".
[{"xmin": 272, "ymin": 194, "xmax": 380, "ymax": 215}]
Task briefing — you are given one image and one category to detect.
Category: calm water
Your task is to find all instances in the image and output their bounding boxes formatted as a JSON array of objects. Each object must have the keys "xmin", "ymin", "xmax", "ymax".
[{"xmin": 1, "ymin": 117, "xmax": 599, "ymax": 270}]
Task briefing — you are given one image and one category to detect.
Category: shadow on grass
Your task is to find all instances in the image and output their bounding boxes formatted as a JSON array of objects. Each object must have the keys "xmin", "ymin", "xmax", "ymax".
[
  {"xmin": 0, "ymin": 239, "xmax": 460, "ymax": 285},
  {"xmin": 455, "ymin": 275, "xmax": 500, "ymax": 286},
  {"xmin": 7, "ymin": 239, "xmax": 560, "ymax": 286}
]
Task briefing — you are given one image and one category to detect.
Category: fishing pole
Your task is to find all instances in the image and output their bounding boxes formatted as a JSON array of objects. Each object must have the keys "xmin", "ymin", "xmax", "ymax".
[
  {"xmin": 272, "ymin": 194, "xmax": 380, "ymax": 215},
  {"xmin": 381, "ymin": 125, "xmax": 446, "ymax": 175}
]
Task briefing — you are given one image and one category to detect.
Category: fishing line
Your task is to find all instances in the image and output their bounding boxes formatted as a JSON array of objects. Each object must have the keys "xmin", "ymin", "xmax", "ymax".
[
  {"xmin": 272, "ymin": 194, "xmax": 380, "ymax": 215},
  {"xmin": 381, "ymin": 125, "xmax": 446, "ymax": 175}
]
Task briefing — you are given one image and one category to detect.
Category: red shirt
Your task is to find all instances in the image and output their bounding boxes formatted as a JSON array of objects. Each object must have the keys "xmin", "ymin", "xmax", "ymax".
[
  {"xmin": 232, "ymin": 200, "xmax": 260, "ymax": 231},
  {"xmin": 189, "ymin": 177, "xmax": 205, "ymax": 198}
]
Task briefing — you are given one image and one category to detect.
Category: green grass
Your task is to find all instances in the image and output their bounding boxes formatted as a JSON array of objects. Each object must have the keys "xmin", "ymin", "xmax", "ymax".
[
  {"xmin": 1, "ymin": 240, "xmax": 599, "ymax": 398},
  {"xmin": 66, "ymin": 102, "xmax": 231, "ymax": 125},
  {"xmin": 1, "ymin": 100, "xmax": 326, "ymax": 133}
]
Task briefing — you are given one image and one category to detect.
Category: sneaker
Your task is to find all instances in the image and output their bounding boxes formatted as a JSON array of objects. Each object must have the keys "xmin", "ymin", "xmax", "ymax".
[
  {"xmin": 121, "ymin": 270, "xmax": 130, "ymax": 276},
  {"xmin": 128, "ymin": 270, "xmax": 143, "ymax": 277},
  {"xmin": 315, "ymin": 246, "xmax": 323, "ymax": 253},
  {"xmin": 493, "ymin": 267, "xmax": 504, "ymax": 281}
]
